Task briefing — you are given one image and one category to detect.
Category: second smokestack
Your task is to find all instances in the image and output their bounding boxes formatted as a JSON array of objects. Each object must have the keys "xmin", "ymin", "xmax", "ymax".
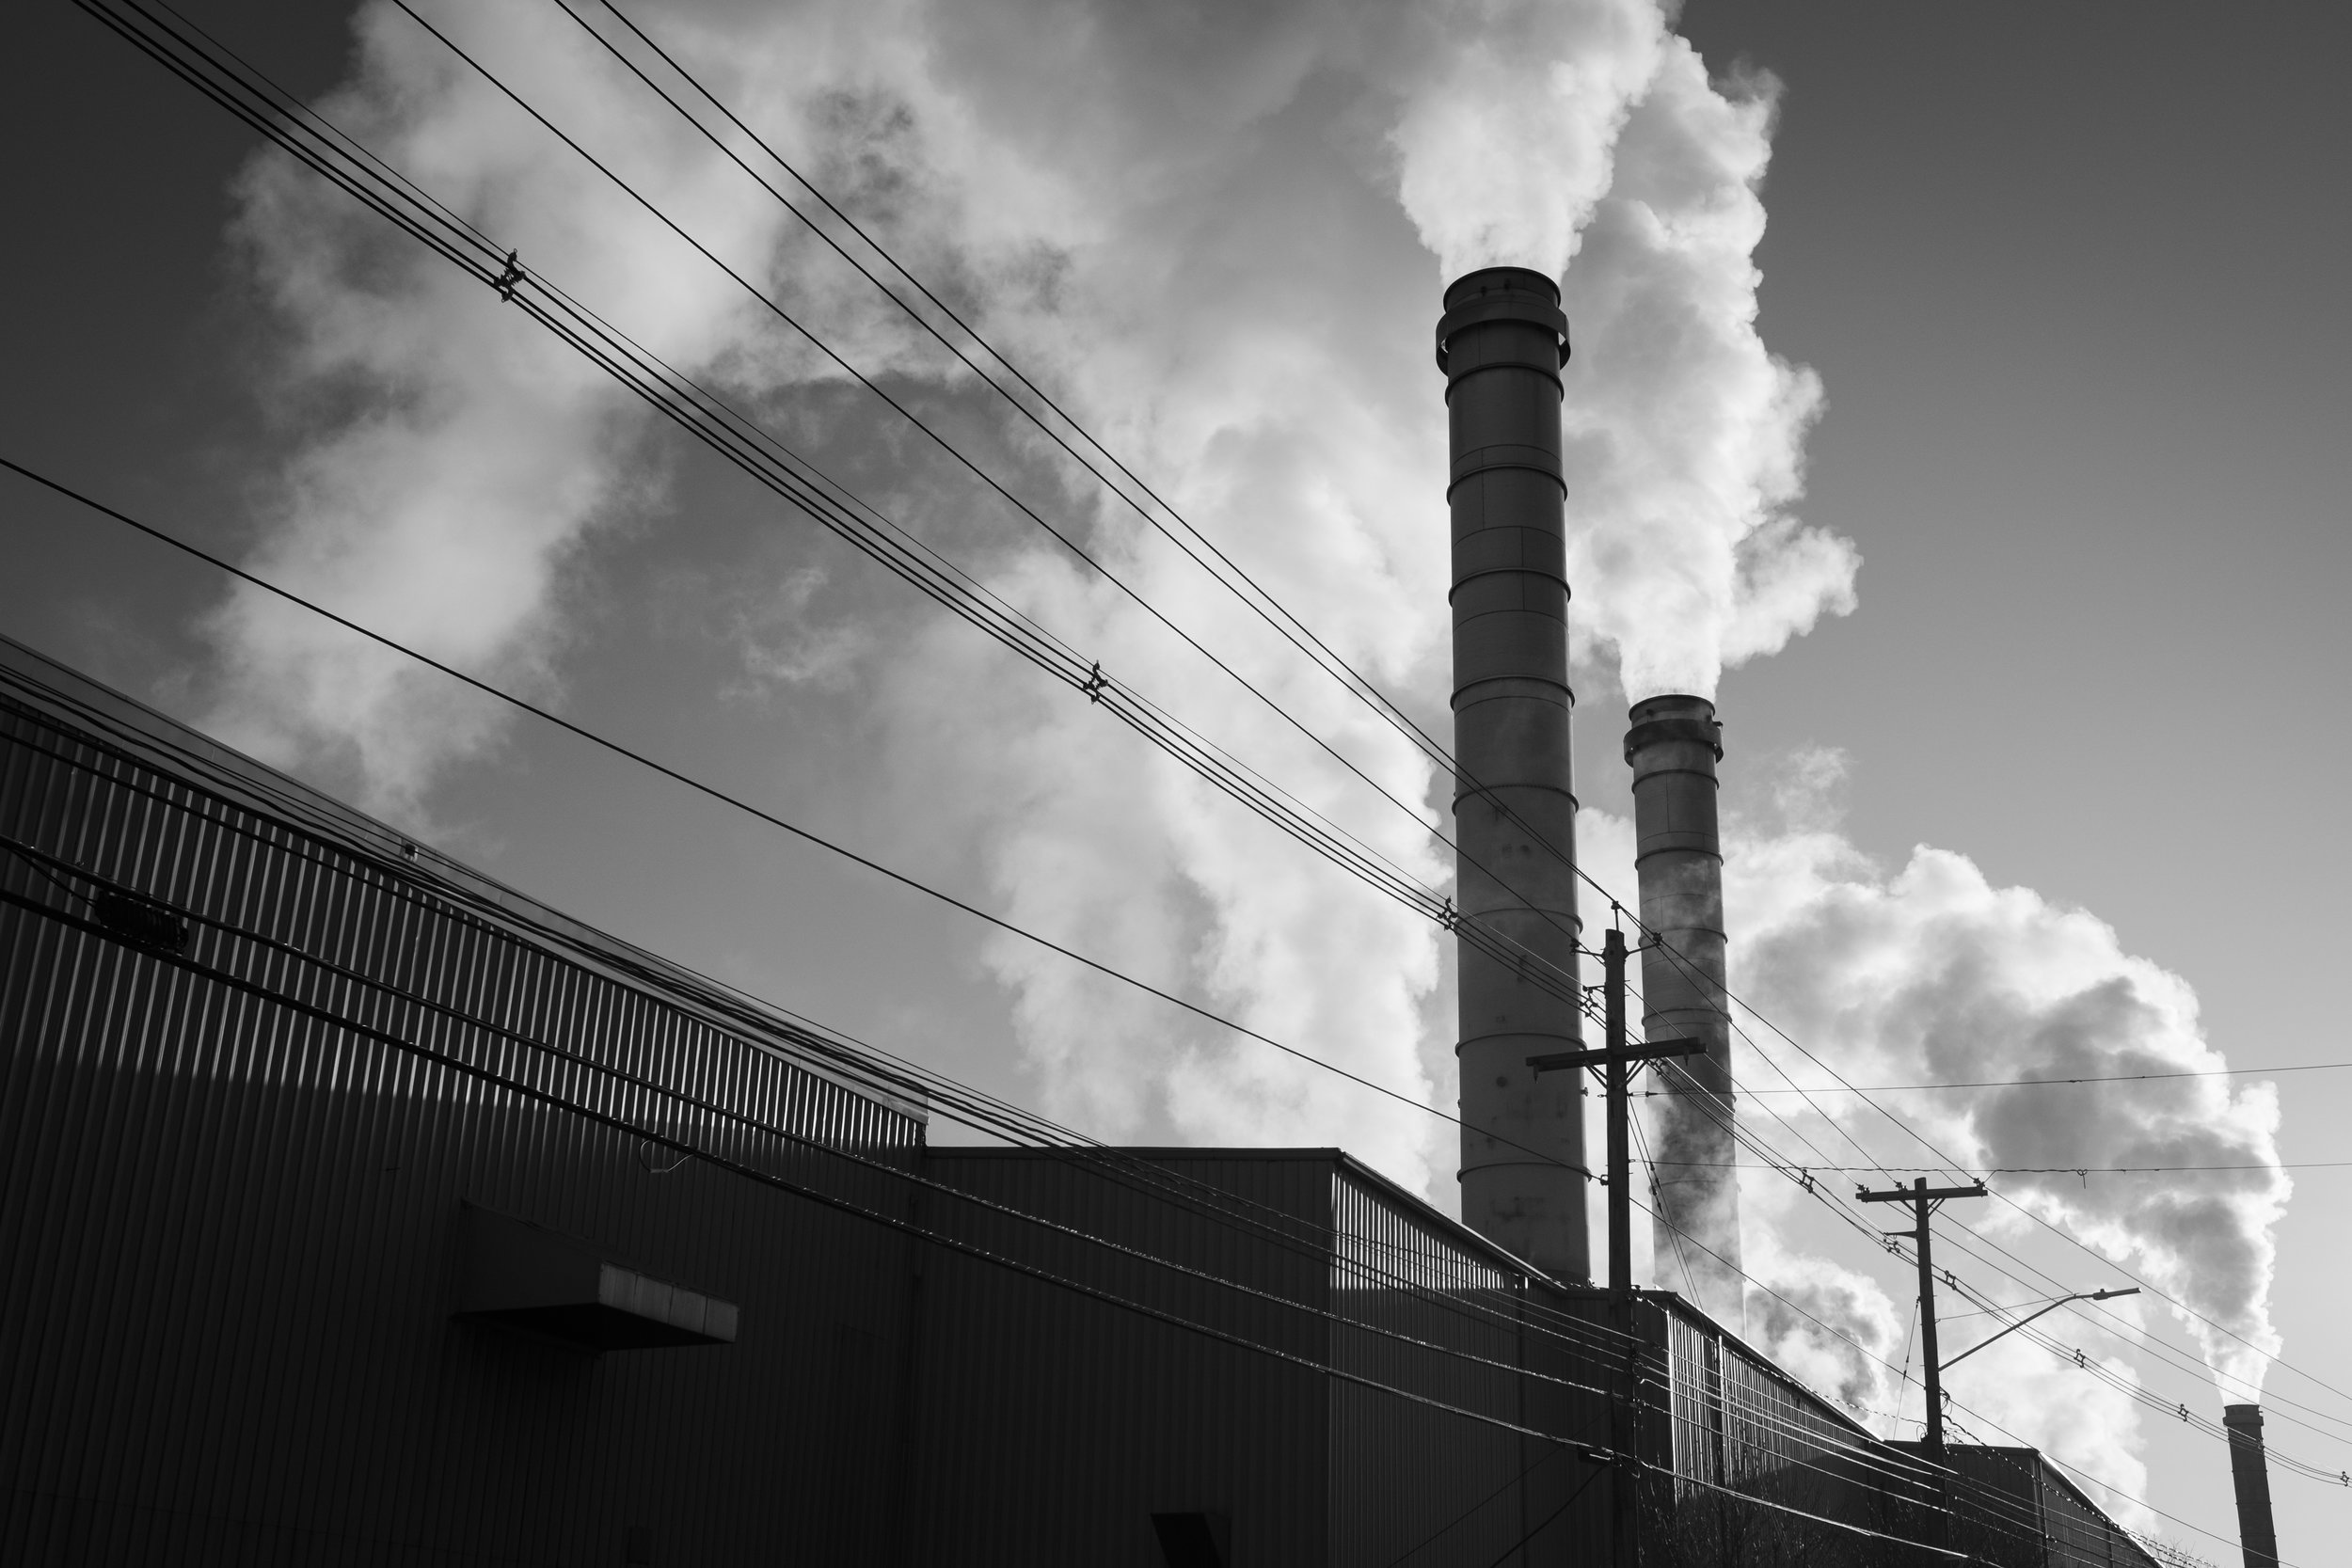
[
  {"xmin": 2224, "ymin": 1403, "xmax": 2280, "ymax": 1568},
  {"xmin": 1625, "ymin": 695, "xmax": 1742, "ymax": 1319}
]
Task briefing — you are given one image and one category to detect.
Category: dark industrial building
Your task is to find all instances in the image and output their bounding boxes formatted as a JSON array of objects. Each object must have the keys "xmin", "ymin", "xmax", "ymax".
[
  {"xmin": 0, "ymin": 639, "xmax": 2164, "ymax": 1565},
  {"xmin": 1, "ymin": 263, "xmax": 2196, "ymax": 1567}
]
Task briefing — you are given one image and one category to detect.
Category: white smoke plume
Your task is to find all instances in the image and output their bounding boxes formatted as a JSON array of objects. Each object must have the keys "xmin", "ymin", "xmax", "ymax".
[
  {"xmin": 1727, "ymin": 786, "xmax": 2288, "ymax": 1395},
  {"xmin": 1391, "ymin": 16, "xmax": 1856, "ymax": 704},
  {"xmin": 203, "ymin": 0, "xmax": 1846, "ymax": 1171},
  {"xmin": 199, "ymin": 0, "xmax": 2284, "ymax": 1506}
]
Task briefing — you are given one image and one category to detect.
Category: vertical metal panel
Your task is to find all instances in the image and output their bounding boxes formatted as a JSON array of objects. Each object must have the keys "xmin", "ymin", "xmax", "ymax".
[
  {"xmin": 1326, "ymin": 1164, "xmax": 1607, "ymax": 1568},
  {"xmin": 1, "ymin": 681, "xmax": 924, "ymax": 1565},
  {"xmin": 906, "ymin": 1148, "xmax": 1331, "ymax": 1566},
  {"xmin": 1934, "ymin": 1446, "xmax": 2167, "ymax": 1568}
]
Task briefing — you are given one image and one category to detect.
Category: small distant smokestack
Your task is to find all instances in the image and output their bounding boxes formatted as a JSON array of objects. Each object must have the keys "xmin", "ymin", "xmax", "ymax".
[
  {"xmin": 1625, "ymin": 695, "xmax": 1741, "ymax": 1318},
  {"xmin": 1437, "ymin": 266, "xmax": 1588, "ymax": 1283},
  {"xmin": 2223, "ymin": 1403, "xmax": 2280, "ymax": 1568}
]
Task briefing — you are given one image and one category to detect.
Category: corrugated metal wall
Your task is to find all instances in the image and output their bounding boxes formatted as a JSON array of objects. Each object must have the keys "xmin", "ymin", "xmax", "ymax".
[
  {"xmin": 1630, "ymin": 1292, "xmax": 1950, "ymax": 1566},
  {"xmin": 1936, "ymin": 1445, "xmax": 2165, "ymax": 1568},
  {"xmin": 7, "ymin": 641, "xmax": 2150, "ymax": 1568},
  {"xmin": 1, "ymin": 684, "xmax": 925, "ymax": 1564},
  {"xmin": 908, "ymin": 1148, "xmax": 1333, "ymax": 1565},
  {"xmin": 1327, "ymin": 1166, "xmax": 1602, "ymax": 1567},
  {"xmin": 909, "ymin": 1148, "xmax": 1620, "ymax": 1567}
]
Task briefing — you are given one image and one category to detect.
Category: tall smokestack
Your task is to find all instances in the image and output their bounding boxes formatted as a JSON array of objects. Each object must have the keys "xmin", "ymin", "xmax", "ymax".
[
  {"xmin": 1625, "ymin": 695, "xmax": 1741, "ymax": 1318},
  {"xmin": 2223, "ymin": 1403, "xmax": 2281, "ymax": 1568},
  {"xmin": 1438, "ymin": 266, "xmax": 1587, "ymax": 1283}
]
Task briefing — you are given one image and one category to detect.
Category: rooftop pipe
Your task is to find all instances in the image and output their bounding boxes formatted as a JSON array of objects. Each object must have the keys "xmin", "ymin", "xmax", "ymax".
[{"xmin": 1438, "ymin": 266, "xmax": 1588, "ymax": 1283}]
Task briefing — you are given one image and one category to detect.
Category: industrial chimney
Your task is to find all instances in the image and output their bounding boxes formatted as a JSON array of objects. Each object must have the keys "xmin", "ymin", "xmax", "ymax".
[
  {"xmin": 2223, "ymin": 1403, "xmax": 2281, "ymax": 1568},
  {"xmin": 1437, "ymin": 266, "xmax": 1588, "ymax": 1284},
  {"xmin": 1624, "ymin": 695, "xmax": 1742, "ymax": 1318}
]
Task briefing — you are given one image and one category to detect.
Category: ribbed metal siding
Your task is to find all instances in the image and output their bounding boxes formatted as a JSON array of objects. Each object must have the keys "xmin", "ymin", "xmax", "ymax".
[
  {"xmin": 908, "ymin": 1149, "xmax": 1333, "ymax": 1566},
  {"xmin": 1, "ymin": 692, "xmax": 923, "ymax": 1564},
  {"xmin": 1327, "ymin": 1168, "xmax": 1602, "ymax": 1567},
  {"xmin": 1936, "ymin": 1446, "xmax": 2165, "ymax": 1568},
  {"xmin": 1646, "ymin": 1296, "xmax": 1951, "ymax": 1565}
]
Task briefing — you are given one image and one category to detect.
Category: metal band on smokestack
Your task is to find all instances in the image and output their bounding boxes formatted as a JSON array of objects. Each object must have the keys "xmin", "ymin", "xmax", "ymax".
[
  {"xmin": 1625, "ymin": 696, "xmax": 1742, "ymax": 1317},
  {"xmin": 1438, "ymin": 267, "xmax": 1588, "ymax": 1284},
  {"xmin": 2224, "ymin": 1403, "xmax": 2281, "ymax": 1568}
]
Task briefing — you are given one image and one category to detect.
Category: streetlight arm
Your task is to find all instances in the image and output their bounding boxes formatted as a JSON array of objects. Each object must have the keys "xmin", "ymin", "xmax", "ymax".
[{"xmin": 1940, "ymin": 1288, "xmax": 2139, "ymax": 1372}]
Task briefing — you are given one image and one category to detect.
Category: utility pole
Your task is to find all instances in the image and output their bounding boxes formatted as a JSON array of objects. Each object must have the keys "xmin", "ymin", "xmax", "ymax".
[
  {"xmin": 1527, "ymin": 926, "xmax": 1703, "ymax": 1294},
  {"xmin": 1855, "ymin": 1176, "xmax": 1986, "ymax": 1453},
  {"xmin": 1529, "ymin": 924, "xmax": 1702, "ymax": 1568}
]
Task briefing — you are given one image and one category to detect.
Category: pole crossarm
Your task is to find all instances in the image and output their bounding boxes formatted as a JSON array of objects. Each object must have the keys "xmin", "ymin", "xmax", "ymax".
[
  {"xmin": 1851, "ymin": 1176, "xmax": 1987, "ymax": 1454},
  {"xmin": 1939, "ymin": 1287, "xmax": 2140, "ymax": 1371},
  {"xmin": 1527, "ymin": 1037, "xmax": 1706, "ymax": 1075},
  {"xmin": 1857, "ymin": 1181, "xmax": 1989, "ymax": 1204}
]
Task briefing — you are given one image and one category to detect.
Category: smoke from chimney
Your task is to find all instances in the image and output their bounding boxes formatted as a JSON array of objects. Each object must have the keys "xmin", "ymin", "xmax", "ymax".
[{"xmin": 1438, "ymin": 265, "xmax": 1588, "ymax": 1283}]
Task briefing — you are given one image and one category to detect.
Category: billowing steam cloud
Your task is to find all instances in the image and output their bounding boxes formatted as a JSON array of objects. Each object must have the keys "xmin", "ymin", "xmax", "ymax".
[
  {"xmin": 1391, "ymin": 20, "xmax": 1855, "ymax": 704},
  {"xmin": 205, "ymin": 0, "xmax": 1853, "ymax": 1171},
  {"xmin": 1728, "ymin": 788, "xmax": 2288, "ymax": 1397},
  {"xmin": 203, "ymin": 0, "xmax": 2280, "ymax": 1500}
]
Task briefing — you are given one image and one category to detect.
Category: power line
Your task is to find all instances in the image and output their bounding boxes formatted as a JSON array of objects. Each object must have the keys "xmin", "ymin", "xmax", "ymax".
[
  {"xmin": 4, "ymin": 705, "xmax": 2026, "ymax": 1544},
  {"xmin": 139, "ymin": 0, "xmax": 1630, "ymax": 1040},
  {"xmin": 69, "ymin": 0, "xmax": 2333, "ymax": 1476},
  {"xmin": 1656, "ymin": 1161, "xmax": 2335, "ymax": 1175},
  {"xmin": 0, "ymin": 667, "xmax": 1658, "ymax": 1380},
  {"xmin": 72, "ymin": 0, "xmax": 1636, "ymax": 1050},
  {"xmin": 376, "ymin": 0, "xmax": 1609, "ymax": 992},
  {"xmin": 567, "ymin": 0, "xmax": 1475, "ymax": 798},
  {"xmin": 0, "ymin": 453, "xmax": 1617, "ymax": 1187},
  {"xmin": 0, "ymin": 468, "xmax": 2139, "ymax": 1539},
  {"xmin": 1623, "ymin": 1042, "xmax": 2352, "ymax": 1474},
  {"xmin": 1661, "ymin": 1062, "xmax": 2348, "ymax": 1093},
  {"xmin": 400, "ymin": 5, "xmax": 2331, "ymax": 1417}
]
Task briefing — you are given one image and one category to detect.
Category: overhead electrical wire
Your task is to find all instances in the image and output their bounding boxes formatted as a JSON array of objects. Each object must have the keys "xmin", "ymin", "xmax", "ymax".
[
  {"xmin": 1624, "ymin": 930, "xmax": 2341, "ymax": 1433},
  {"xmin": 1646, "ymin": 1024, "xmax": 2352, "ymax": 1459},
  {"xmin": 0, "ymin": 471, "xmax": 2114, "ymax": 1546},
  {"xmin": 1619, "ymin": 1145, "xmax": 2315, "ymax": 1564},
  {"xmin": 1678, "ymin": 1062, "xmax": 2352, "ymax": 1092},
  {"xmin": 1609, "ymin": 1035, "xmax": 2352, "ymax": 1481},
  {"xmin": 0, "ymin": 675, "xmax": 1657, "ymax": 1383},
  {"xmin": 169, "ymin": 0, "xmax": 1634, "ymax": 1051},
  {"xmin": 0, "ymin": 866, "xmax": 2041, "ymax": 1560},
  {"xmin": 564, "ymin": 0, "xmax": 1475, "ymax": 795},
  {"xmin": 68, "ymin": 0, "xmax": 1629, "ymax": 1047},
  {"xmin": 0, "ymin": 451, "xmax": 1607, "ymax": 1185},
  {"xmin": 0, "ymin": 837, "xmax": 1640, "ymax": 1411},
  {"xmin": 0, "ymin": 882, "xmax": 1614, "ymax": 1453},
  {"xmin": 454, "ymin": 0, "xmax": 2334, "ymax": 1424},
  {"xmin": 67, "ymin": 0, "xmax": 2343, "ymax": 1505},
  {"xmin": 0, "ymin": 640, "xmax": 2128, "ymax": 1561},
  {"xmin": 1, "ymin": 713, "xmax": 2023, "ymax": 1543},
  {"xmin": 95, "ymin": 0, "xmax": 2201, "ymax": 1402},
  {"xmin": 1674, "ymin": 1160, "xmax": 2350, "ymax": 1175}
]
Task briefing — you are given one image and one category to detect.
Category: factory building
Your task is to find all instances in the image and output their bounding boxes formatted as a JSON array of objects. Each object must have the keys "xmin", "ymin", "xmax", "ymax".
[
  {"xmin": 1, "ymin": 642, "xmax": 2162, "ymax": 1564},
  {"xmin": 2, "ymin": 270, "xmax": 2184, "ymax": 1565}
]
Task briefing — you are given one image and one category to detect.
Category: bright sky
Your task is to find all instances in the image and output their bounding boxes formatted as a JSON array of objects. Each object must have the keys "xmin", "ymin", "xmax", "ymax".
[{"xmin": 5, "ymin": 3, "xmax": 2347, "ymax": 1560}]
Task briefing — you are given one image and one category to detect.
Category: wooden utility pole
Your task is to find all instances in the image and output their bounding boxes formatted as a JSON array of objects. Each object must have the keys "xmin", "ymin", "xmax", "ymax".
[
  {"xmin": 1855, "ymin": 1176, "xmax": 1986, "ymax": 1453},
  {"xmin": 1527, "ymin": 927, "xmax": 1703, "ymax": 1294},
  {"xmin": 1529, "ymin": 925, "xmax": 1702, "ymax": 1568}
]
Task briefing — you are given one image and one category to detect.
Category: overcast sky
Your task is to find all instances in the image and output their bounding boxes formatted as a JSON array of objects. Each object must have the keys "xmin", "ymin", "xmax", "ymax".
[{"xmin": 5, "ymin": 2, "xmax": 2348, "ymax": 1559}]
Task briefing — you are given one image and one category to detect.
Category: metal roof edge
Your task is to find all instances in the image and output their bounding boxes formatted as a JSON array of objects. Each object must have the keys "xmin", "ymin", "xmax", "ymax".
[
  {"xmin": 927, "ymin": 1144, "xmax": 1559, "ymax": 1285},
  {"xmin": 0, "ymin": 631, "xmax": 930, "ymax": 1124}
]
